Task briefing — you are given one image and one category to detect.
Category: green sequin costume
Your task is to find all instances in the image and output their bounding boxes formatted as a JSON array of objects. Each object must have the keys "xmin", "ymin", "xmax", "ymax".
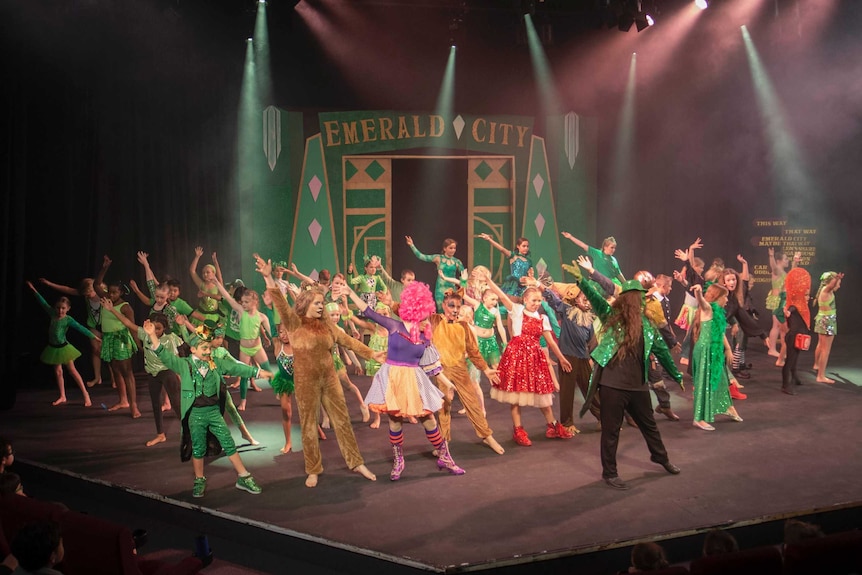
[
  {"xmin": 409, "ymin": 244, "xmax": 464, "ymax": 312},
  {"xmin": 364, "ymin": 330, "xmax": 389, "ymax": 376},
  {"xmin": 473, "ymin": 303, "xmax": 503, "ymax": 366},
  {"xmin": 691, "ymin": 303, "xmax": 733, "ymax": 423},
  {"xmin": 34, "ymin": 291, "xmax": 95, "ymax": 365}
]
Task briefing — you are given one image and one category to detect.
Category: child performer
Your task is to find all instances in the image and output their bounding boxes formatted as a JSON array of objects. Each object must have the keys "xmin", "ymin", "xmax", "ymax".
[
  {"xmin": 813, "ymin": 271, "xmax": 842, "ymax": 384},
  {"xmin": 477, "ymin": 233, "xmax": 533, "ymax": 301},
  {"xmin": 481, "ymin": 272, "xmax": 573, "ymax": 445},
  {"xmin": 562, "ymin": 231, "xmax": 625, "ymax": 284},
  {"xmin": 457, "ymin": 303, "xmax": 487, "ymax": 418},
  {"xmin": 538, "ymin": 280, "xmax": 597, "ymax": 435},
  {"xmin": 406, "ymin": 235, "xmax": 464, "ymax": 312},
  {"xmin": 765, "ymin": 247, "xmax": 790, "ymax": 358},
  {"xmin": 129, "ymin": 251, "xmax": 205, "ymax": 333},
  {"xmin": 345, "ymin": 281, "xmax": 469, "ymax": 479},
  {"xmin": 102, "ymin": 300, "xmax": 182, "ymax": 446},
  {"xmin": 782, "ymin": 267, "xmax": 812, "ymax": 395},
  {"xmin": 324, "ymin": 301, "xmax": 372, "ymax": 424},
  {"xmin": 463, "ymin": 288, "xmax": 507, "ymax": 369},
  {"xmin": 690, "ymin": 284, "xmax": 743, "ymax": 431},
  {"xmin": 38, "ymin": 276, "xmax": 107, "ymax": 387},
  {"xmin": 258, "ymin": 255, "xmax": 382, "ymax": 488},
  {"xmin": 143, "ymin": 320, "xmax": 271, "ymax": 498},
  {"xmin": 27, "ymin": 281, "xmax": 95, "ymax": 407},
  {"xmin": 189, "ymin": 247, "xmax": 223, "ymax": 326},
  {"xmin": 347, "ymin": 256, "xmax": 387, "ymax": 315},
  {"xmin": 214, "ymin": 282, "xmax": 273, "ymax": 411},
  {"xmin": 94, "ymin": 256, "xmax": 140, "ymax": 418},
  {"xmin": 271, "ymin": 322, "xmax": 296, "ymax": 453}
]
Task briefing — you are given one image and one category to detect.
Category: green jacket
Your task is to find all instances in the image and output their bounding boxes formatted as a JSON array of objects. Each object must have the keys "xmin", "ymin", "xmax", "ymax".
[
  {"xmin": 156, "ymin": 345, "xmax": 258, "ymax": 423},
  {"xmin": 578, "ymin": 276, "xmax": 683, "ymax": 417}
]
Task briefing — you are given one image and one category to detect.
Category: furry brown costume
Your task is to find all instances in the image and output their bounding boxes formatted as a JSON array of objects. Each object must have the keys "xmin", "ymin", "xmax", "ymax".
[{"xmin": 268, "ymin": 285, "xmax": 376, "ymax": 484}]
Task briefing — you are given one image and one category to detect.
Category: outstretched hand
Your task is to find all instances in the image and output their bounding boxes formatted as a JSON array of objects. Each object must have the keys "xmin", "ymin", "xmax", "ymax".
[
  {"xmin": 689, "ymin": 237, "xmax": 703, "ymax": 250},
  {"xmin": 102, "ymin": 255, "xmax": 112, "ymax": 268},
  {"xmin": 404, "ymin": 235, "xmax": 414, "ymax": 246},
  {"xmin": 136, "ymin": 251, "xmax": 149, "ymax": 265},
  {"xmin": 26, "ymin": 280, "xmax": 36, "ymax": 292},
  {"xmin": 371, "ymin": 351, "xmax": 387, "ymax": 364},
  {"xmin": 142, "ymin": 319, "xmax": 156, "ymax": 336},
  {"xmin": 100, "ymin": 297, "xmax": 114, "ymax": 311},
  {"xmin": 254, "ymin": 254, "xmax": 272, "ymax": 277},
  {"xmin": 484, "ymin": 368, "xmax": 500, "ymax": 385},
  {"xmin": 674, "ymin": 249, "xmax": 688, "ymax": 262},
  {"xmin": 194, "ymin": 246, "xmax": 204, "ymax": 258}
]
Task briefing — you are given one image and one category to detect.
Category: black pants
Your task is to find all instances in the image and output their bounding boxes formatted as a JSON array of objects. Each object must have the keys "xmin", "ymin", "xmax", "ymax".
[
  {"xmin": 149, "ymin": 370, "xmax": 182, "ymax": 434},
  {"xmin": 782, "ymin": 330, "xmax": 803, "ymax": 390},
  {"xmin": 648, "ymin": 359, "xmax": 672, "ymax": 409},
  {"xmin": 599, "ymin": 386, "xmax": 669, "ymax": 479},
  {"xmin": 560, "ymin": 355, "xmax": 597, "ymax": 425}
]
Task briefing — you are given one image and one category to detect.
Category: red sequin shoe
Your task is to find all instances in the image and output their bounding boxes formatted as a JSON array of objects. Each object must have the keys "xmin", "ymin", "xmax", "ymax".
[
  {"xmin": 513, "ymin": 426, "xmax": 532, "ymax": 446},
  {"xmin": 729, "ymin": 385, "xmax": 747, "ymax": 400},
  {"xmin": 546, "ymin": 422, "xmax": 574, "ymax": 439}
]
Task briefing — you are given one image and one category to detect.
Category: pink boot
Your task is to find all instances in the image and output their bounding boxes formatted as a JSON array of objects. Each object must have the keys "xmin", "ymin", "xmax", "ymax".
[
  {"xmin": 390, "ymin": 445, "xmax": 405, "ymax": 481},
  {"xmin": 435, "ymin": 441, "xmax": 465, "ymax": 475}
]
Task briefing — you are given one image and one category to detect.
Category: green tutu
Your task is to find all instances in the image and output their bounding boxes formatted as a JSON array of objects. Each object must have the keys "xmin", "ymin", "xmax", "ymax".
[
  {"xmin": 40, "ymin": 343, "xmax": 81, "ymax": 365},
  {"xmin": 271, "ymin": 371, "xmax": 295, "ymax": 396},
  {"xmin": 477, "ymin": 335, "xmax": 502, "ymax": 367},
  {"xmin": 100, "ymin": 329, "xmax": 138, "ymax": 361}
]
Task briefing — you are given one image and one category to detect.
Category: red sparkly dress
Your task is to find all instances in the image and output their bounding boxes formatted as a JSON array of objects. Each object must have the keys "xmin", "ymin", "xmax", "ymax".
[{"xmin": 490, "ymin": 304, "xmax": 555, "ymax": 408}]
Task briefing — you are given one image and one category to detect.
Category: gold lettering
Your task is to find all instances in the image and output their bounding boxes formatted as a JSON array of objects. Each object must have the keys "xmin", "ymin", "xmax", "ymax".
[
  {"xmin": 429, "ymin": 115, "xmax": 445, "ymax": 137},
  {"xmin": 323, "ymin": 121, "xmax": 341, "ymax": 147},
  {"xmin": 360, "ymin": 119, "xmax": 376, "ymax": 143},
  {"xmin": 412, "ymin": 115, "xmax": 427, "ymax": 138},
  {"xmin": 472, "ymin": 118, "xmax": 487, "ymax": 143},
  {"xmin": 342, "ymin": 121, "xmax": 359, "ymax": 145},
  {"xmin": 516, "ymin": 125, "xmax": 529, "ymax": 148},
  {"xmin": 379, "ymin": 117, "xmax": 394, "ymax": 141},
  {"xmin": 500, "ymin": 123, "xmax": 512, "ymax": 145},
  {"xmin": 488, "ymin": 121, "xmax": 497, "ymax": 144},
  {"xmin": 397, "ymin": 116, "xmax": 410, "ymax": 139}
]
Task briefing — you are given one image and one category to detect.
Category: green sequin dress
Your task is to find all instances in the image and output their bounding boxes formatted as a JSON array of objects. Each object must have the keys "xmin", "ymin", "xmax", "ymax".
[{"xmin": 691, "ymin": 303, "xmax": 733, "ymax": 423}]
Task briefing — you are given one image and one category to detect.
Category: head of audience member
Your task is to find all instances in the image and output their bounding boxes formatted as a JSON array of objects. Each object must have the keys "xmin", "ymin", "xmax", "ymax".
[
  {"xmin": 629, "ymin": 542, "xmax": 669, "ymax": 572},
  {"xmin": 703, "ymin": 529, "xmax": 739, "ymax": 556},
  {"xmin": 0, "ymin": 472, "xmax": 24, "ymax": 496},
  {"xmin": 602, "ymin": 236, "xmax": 617, "ymax": 256},
  {"xmin": 10, "ymin": 521, "xmax": 64, "ymax": 573},
  {"xmin": 0, "ymin": 437, "xmax": 13, "ymax": 473},
  {"xmin": 784, "ymin": 519, "xmax": 825, "ymax": 546}
]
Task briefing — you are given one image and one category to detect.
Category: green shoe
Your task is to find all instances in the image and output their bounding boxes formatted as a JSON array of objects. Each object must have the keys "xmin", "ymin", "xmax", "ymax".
[
  {"xmin": 235, "ymin": 474, "xmax": 261, "ymax": 495},
  {"xmin": 192, "ymin": 476, "xmax": 207, "ymax": 498}
]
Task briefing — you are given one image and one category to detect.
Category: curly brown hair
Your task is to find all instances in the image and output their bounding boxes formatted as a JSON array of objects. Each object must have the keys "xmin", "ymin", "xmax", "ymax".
[
  {"xmin": 294, "ymin": 286, "xmax": 327, "ymax": 319},
  {"xmin": 600, "ymin": 291, "xmax": 643, "ymax": 361}
]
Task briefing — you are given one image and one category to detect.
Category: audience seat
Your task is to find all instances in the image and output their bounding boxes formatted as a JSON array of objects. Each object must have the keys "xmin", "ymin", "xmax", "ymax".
[{"xmin": 690, "ymin": 545, "xmax": 783, "ymax": 575}]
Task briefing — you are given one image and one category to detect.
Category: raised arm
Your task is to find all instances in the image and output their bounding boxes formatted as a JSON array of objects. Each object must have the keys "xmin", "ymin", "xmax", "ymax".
[
  {"xmin": 255, "ymin": 255, "xmax": 301, "ymax": 331},
  {"xmin": 189, "ymin": 246, "xmax": 205, "ymax": 288},
  {"xmin": 691, "ymin": 284, "xmax": 711, "ymax": 315},
  {"xmin": 37, "ymin": 278, "xmax": 79, "ymax": 297},
  {"xmin": 128, "ymin": 279, "xmax": 152, "ymax": 305},
  {"xmin": 405, "ymin": 236, "xmax": 438, "ymax": 264},
  {"xmin": 561, "ymin": 231, "xmax": 589, "ymax": 252},
  {"xmin": 286, "ymin": 263, "xmax": 315, "ymax": 285},
  {"xmin": 214, "ymin": 279, "xmax": 243, "ymax": 315},
  {"xmin": 94, "ymin": 255, "xmax": 111, "ymax": 298},
  {"xmin": 212, "ymin": 252, "xmax": 224, "ymax": 285},
  {"xmin": 737, "ymin": 254, "xmax": 750, "ymax": 282},
  {"xmin": 479, "ymin": 272, "xmax": 514, "ymax": 312},
  {"xmin": 477, "ymin": 233, "xmax": 512, "ymax": 256},
  {"xmin": 791, "ymin": 251, "xmax": 802, "ymax": 269},
  {"xmin": 27, "ymin": 281, "xmax": 54, "ymax": 317}
]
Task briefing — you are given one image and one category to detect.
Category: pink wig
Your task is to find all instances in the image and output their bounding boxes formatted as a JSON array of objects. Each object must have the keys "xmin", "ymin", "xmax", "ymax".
[{"xmin": 398, "ymin": 281, "xmax": 436, "ymax": 342}]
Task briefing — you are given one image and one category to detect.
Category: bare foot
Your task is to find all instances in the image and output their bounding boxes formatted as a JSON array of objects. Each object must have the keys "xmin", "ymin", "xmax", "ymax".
[
  {"xmin": 775, "ymin": 359, "xmax": 785, "ymax": 367},
  {"xmin": 161, "ymin": 402, "xmax": 172, "ymax": 412},
  {"xmin": 52, "ymin": 397, "xmax": 67, "ymax": 406},
  {"xmin": 86, "ymin": 379, "xmax": 101, "ymax": 388},
  {"xmin": 241, "ymin": 429, "xmax": 260, "ymax": 446},
  {"xmin": 407, "ymin": 416, "xmax": 418, "ymax": 424},
  {"xmin": 229, "ymin": 382, "xmax": 240, "ymax": 389},
  {"xmin": 768, "ymin": 349, "xmax": 781, "ymax": 358},
  {"xmin": 83, "ymin": 396, "xmax": 92, "ymax": 407},
  {"xmin": 146, "ymin": 434, "xmax": 167, "ymax": 447},
  {"xmin": 458, "ymin": 408, "xmax": 467, "ymax": 415},
  {"xmin": 369, "ymin": 417, "xmax": 380, "ymax": 429},
  {"xmin": 816, "ymin": 377, "xmax": 835, "ymax": 384},
  {"xmin": 237, "ymin": 400, "xmax": 247, "ymax": 411},
  {"xmin": 360, "ymin": 403, "xmax": 370, "ymax": 423},
  {"xmin": 250, "ymin": 381, "xmax": 263, "ymax": 392},
  {"xmin": 107, "ymin": 402, "xmax": 129, "ymax": 412},
  {"xmin": 321, "ymin": 417, "xmax": 331, "ymax": 429},
  {"xmin": 680, "ymin": 357, "xmax": 689, "ymax": 366},
  {"xmin": 353, "ymin": 464, "xmax": 377, "ymax": 481},
  {"xmin": 280, "ymin": 444, "xmax": 292, "ymax": 454},
  {"xmin": 131, "ymin": 409, "xmax": 142, "ymax": 419},
  {"xmin": 483, "ymin": 435, "xmax": 505, "ymax": 455},
  {"xmin": 305, "ymin": 474, "xmax": 319, "ymax": 488}
]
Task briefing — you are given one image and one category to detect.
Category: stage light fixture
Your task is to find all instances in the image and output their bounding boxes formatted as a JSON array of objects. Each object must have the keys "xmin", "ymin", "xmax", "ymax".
[
  {"xmin": 247, "ymin": 37, "xmax": 253, "ymax": 42},
  {"xmin": 635, "ymin": 10, "xmax": 654, "ymax": 31},
  {"xmin": 695, "ymin": 0, "xmax": 708, "ymax": 9}
]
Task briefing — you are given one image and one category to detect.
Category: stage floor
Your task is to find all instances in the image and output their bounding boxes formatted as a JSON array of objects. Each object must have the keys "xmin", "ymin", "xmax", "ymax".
[{"xmin": 3, "ymin": 341, "xmax": 862, "ymax": 573}]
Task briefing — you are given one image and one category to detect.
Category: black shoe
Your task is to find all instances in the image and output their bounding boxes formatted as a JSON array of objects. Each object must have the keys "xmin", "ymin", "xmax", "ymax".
[
  {"xmin": 781, "ymin": 387, "xmax": 796, "ymax": 395},
  {"xmin": 651, "ymin": 457, "xmax": 681, "ymax": 474},
  {"xmin": 744, "ymin": 363, "xmax": 753, "ymax": 370},
  {"xmin": 604, "ymin": 476, "xmax": 630, "ymax": 490},
  {"xmin": 733, "ymin": 370, "xmax": 751, "ymax": 379}
]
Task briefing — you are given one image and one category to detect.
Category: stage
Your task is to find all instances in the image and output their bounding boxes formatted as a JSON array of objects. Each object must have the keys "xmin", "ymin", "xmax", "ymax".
[{"xmin": 4, "ymin": 341, "xmax": 862, "ymax": 574}]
